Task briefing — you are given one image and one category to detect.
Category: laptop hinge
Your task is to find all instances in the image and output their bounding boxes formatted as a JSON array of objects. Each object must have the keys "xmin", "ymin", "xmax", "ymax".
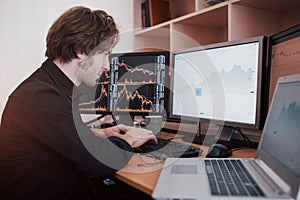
[{"xmin": 251, "ymin": 159, "xmax": 291, "ymax": 195}]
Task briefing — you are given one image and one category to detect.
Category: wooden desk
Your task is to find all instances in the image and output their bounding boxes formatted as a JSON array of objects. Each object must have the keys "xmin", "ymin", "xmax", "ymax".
[{"xmin": 115, "ymin": 133, "xmax": 256, "ymax": 196}]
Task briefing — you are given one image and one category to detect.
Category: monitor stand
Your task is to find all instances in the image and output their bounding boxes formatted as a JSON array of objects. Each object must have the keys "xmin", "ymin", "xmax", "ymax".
[
  {"xmin": 215, "ymin": 125, "xmax": 235, "ymax": 142},
  {"xmin": 184, "ymin": 124, "xmax": 258, "ymax": 149},
  {"xmin": 183, "ymin": 123, "xmax": 238, "ymax": 144},
  {"xmin": 190, "ymin": 122, "xmax": 207, "ymax": 144},
  {"xmin": 193, "ymin": 124, "xmax": 235, "ymax": 144}
]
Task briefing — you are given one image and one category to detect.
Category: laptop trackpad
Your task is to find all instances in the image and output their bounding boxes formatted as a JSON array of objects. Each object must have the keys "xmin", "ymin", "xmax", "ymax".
[{"xmin": 171, "ymin": 164, "xmax": 198, "ymax": 174}]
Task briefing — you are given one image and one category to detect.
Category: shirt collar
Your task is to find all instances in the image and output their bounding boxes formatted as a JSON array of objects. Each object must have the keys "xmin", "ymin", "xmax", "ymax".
[{"xmin": 41, "ymin": 59, "xmax": 82, "ymax": 100}]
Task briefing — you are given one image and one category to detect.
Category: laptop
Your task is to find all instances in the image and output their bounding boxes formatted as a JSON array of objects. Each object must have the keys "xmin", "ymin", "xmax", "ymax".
[{"xmin": 152, "ymin": 74, "xmax": 300, "ymax": 200}]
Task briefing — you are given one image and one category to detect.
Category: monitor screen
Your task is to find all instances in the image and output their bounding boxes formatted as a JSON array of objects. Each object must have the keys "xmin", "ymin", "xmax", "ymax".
[
  {"xmin": 78, "ymin": 51, "xmax": 170, "ymax": 119},
  {"xmin": 267, "ymin": 24, "xmax": 300, "ymax": 105},
  {"xmin": 170, "ymin": 36, "xmax": 268, "ymax": 130},
  {"xmin": 112, "ymin": 52, "xmax": 168, "ymax": 115}
]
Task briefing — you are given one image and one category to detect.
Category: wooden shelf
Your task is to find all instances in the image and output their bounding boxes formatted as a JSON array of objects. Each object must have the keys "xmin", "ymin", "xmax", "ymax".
[
  {"xmin": 230, "ymin": 0, "xmax": 300, "ymax": 40},
  {"xmin": 169, "ymin": 0, "xmax": 197, "ymax": 19},
  {"xmin": 133, "ymin": 0, "xmax": 300, "ymax": 50},
  {"xmin": 133, "ymin": 25, "xmax": 170, "ymax": 51},
  {"xmin": 132, "ymin": 0, "xmax": 300, "ymax": 136},
  {"xmin": 233, "ymin": 0, "xmax": 300, "ymax": 12}
]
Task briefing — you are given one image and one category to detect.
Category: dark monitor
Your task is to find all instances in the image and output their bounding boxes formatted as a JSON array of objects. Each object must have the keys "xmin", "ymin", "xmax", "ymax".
[
  {"xmin": 78, "ymin": 71, "xmax": 109, "ymax": 114},
  {"xmin": 170, "ymin": 36, "xmax": 268, "ymax": 135},
  {"xmin": 79, "ymin": 51, "xmax": 170, "ymax": 124},
  {"xmin": 267, "ymin": 24, "xmax": 300, "ymax": 106}
]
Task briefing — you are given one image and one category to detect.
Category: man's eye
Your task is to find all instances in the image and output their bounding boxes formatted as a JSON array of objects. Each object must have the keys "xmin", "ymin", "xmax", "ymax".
[{"xmin": 101, "ymin": 52, "xmax": 108, "ymax": 57}]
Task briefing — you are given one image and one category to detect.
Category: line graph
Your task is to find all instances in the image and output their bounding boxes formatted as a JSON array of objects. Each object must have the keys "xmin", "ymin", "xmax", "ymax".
[
  {"xmin": 116, "ymin": 84, "xmax": 154, "ymax": 113},
  {"xmin": 119, "ymin": 62, "xmax": 155, "ymax": 76},
  {"xmin": 79, "ymin": 84, "xmax": 109, "ymax": 112},
  {"xmin": 97, "ymin": 70, "xmax": 110, "ymax": 84},
  {"xmin": 273, "ymin": 50, "xmax": 300, "ymax": 58},
  {"xmin": 117, "ymin": 62, "xmax": 156, "ymax": 84},
  {"xmin": 111, "ymin": 60, "xmax": 158, "ymax": 113},
  {"xmin": 79, "ymin": 85, "xmax": 108, "ymax": 106}
]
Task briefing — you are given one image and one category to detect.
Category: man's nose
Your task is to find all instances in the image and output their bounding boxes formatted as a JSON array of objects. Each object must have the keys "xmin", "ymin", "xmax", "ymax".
[{"xmin": 103, "ymin": 58, "xmax": 110, "ymax": 71}]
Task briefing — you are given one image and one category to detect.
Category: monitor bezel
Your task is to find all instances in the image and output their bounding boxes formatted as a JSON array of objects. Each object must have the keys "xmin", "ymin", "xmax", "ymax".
[{"xmin": 168, "ymin": 36, "xmax": 268, "ymax": 130}]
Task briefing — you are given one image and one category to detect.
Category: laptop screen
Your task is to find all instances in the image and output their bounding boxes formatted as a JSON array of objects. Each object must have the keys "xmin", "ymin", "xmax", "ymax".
[
  {"xmin": 261, "ymin": 81, "xmax": 300, "ymax": 177},
  {"xmin": 258, "ymin": 75, "xmax": 300, "ymax": 198}
]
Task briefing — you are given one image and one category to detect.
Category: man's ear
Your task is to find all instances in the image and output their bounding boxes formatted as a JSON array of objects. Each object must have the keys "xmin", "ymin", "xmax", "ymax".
[{"xmin": 76, "ymin": 53, "xmax": 87, "ymax": 67}]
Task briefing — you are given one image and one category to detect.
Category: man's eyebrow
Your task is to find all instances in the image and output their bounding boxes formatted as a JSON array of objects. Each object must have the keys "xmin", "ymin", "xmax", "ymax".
[{"xmin": 101, "ymin": 49, "xmax": 111, "ymax": 54}]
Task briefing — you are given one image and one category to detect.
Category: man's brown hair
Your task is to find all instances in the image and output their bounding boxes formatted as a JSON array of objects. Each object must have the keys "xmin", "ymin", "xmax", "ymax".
[{"xmin": 45, "ymin": 6, "xmax": 119, "ymax": 63}]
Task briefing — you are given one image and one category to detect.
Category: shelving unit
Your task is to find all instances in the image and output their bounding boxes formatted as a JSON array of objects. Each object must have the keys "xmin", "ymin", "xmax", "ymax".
[
  {"xmin": 132, "ymin": 0, "xmax": 300, "ymax": 140},
  {"xmin": 133, "ymin": 0, "xmax": 300, "ymax": 52}
]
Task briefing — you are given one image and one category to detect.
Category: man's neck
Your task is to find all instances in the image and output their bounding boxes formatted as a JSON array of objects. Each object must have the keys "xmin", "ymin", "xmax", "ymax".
[{"xmin": 53, "ymin": 59, "xmax": 80, "ymax": 86}]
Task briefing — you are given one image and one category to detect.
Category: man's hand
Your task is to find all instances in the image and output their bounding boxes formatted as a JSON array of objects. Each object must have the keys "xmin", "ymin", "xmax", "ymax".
[
  {"xmin": 90, "ymin": 125, "xmax": 122, "ymax": 138},
  {"xmin": 119, "ymin": 125, "xmax": 158, "ymax": 148},
  {"xmin": 90, "ymin": 123, "xmax": 158, "ymax": 148}
]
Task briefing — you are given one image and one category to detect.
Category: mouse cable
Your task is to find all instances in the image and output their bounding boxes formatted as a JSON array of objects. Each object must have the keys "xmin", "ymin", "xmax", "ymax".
[
  {"xmin": 234, "ymin": 127, "xmax": 252, "ymax": 148},
  {"xmin": 233, "ymin": 127, "xmax": 255, "ymax": 149},
  {"xmin": 136, "ymin": 154, "xmax": 164, "ymax": 167}
]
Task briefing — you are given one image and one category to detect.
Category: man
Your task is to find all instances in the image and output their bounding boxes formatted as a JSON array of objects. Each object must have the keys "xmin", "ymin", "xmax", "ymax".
[{"xmin": 0, "ymin": 6, "xmax": 157, "ymax": 199}]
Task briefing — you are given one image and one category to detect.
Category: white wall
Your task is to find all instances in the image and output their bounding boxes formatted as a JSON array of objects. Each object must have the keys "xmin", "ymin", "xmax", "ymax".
[{"xmin": 0, "ymin": 0, "xmax": 134, "ymax": 118}]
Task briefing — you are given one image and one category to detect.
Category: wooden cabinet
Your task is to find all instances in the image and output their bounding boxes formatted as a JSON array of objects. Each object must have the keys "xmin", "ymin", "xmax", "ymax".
[
  {"xmin": 132, "ymin": 0, "xmax": 300, "ymax": 141},
  {"xmin": 133, "ymin": 0, "xmax": 300, "ymax": 52}
]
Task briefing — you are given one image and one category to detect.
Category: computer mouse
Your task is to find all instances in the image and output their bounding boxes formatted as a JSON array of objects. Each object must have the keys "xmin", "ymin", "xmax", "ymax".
[{"xmin": 206, "ymin": 143, "xmax": 232, "ymax": 158}]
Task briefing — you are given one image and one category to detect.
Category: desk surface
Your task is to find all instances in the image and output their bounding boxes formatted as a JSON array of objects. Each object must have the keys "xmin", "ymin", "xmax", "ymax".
[{"xmin": 115, "ymin": 132, "xmax": 256, "ymax": 195}]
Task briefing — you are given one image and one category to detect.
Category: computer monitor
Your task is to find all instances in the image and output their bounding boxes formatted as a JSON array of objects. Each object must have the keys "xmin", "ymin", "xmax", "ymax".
[
  {"xmin": 170, "ymin": 36, "xmax": 268, "ymax": 137},
  {"xmin": 78, "ymin": 70, "xmax": 110, "ymax": 114},
  {"xmin": 110, "ymin": 51, "xmax": 169, "ymax": 123},
  {"xmin": 267, "ymin": 24, "xmax": 300, "ymax": 105},
  {"xmin": 79, "ymin": 51, "xmax": 170, "ymax": 124}
]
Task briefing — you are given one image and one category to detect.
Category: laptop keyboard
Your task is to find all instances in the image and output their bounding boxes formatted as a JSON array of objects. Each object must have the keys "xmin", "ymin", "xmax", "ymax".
[
  {"xmin": 205, "ymin": 159, "xmax": 265, "ymax": 196},
  {"xmin": 134, "ymin": 138, "xmax": 203, "ymax": 160}
]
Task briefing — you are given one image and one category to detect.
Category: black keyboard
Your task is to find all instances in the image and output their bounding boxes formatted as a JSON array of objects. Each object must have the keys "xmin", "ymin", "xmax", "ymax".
[
  {"xmin": 134, "ymin": 138, "xmax": 203, "ymax": 160},
  {"xmin": 205, "ymin": 159, "xmax": 265, "ymax": 196}
]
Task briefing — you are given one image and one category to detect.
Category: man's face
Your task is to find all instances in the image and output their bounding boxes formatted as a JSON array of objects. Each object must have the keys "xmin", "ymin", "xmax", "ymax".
[{"xmin": 78, "ymin": 51, "xmax": 110, "ymax": 87}]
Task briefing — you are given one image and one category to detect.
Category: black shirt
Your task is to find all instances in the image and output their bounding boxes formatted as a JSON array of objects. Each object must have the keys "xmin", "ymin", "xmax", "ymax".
[{"xmin": 0, "ymin": 59, "xmax": 133, "ymax": 199}]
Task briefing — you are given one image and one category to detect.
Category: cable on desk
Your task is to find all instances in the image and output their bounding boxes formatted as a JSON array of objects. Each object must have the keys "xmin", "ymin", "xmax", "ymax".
[
  {"xmin": 84, "ymin": 112, "xmax": 117, "ymax": 126},
  {"xmin": 233, "ymin": 127, "xmax": 255, "ymax": 149},
  {"xmin": 136, "ymin": 153, "xmax": 164, "ymax": 167}
]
